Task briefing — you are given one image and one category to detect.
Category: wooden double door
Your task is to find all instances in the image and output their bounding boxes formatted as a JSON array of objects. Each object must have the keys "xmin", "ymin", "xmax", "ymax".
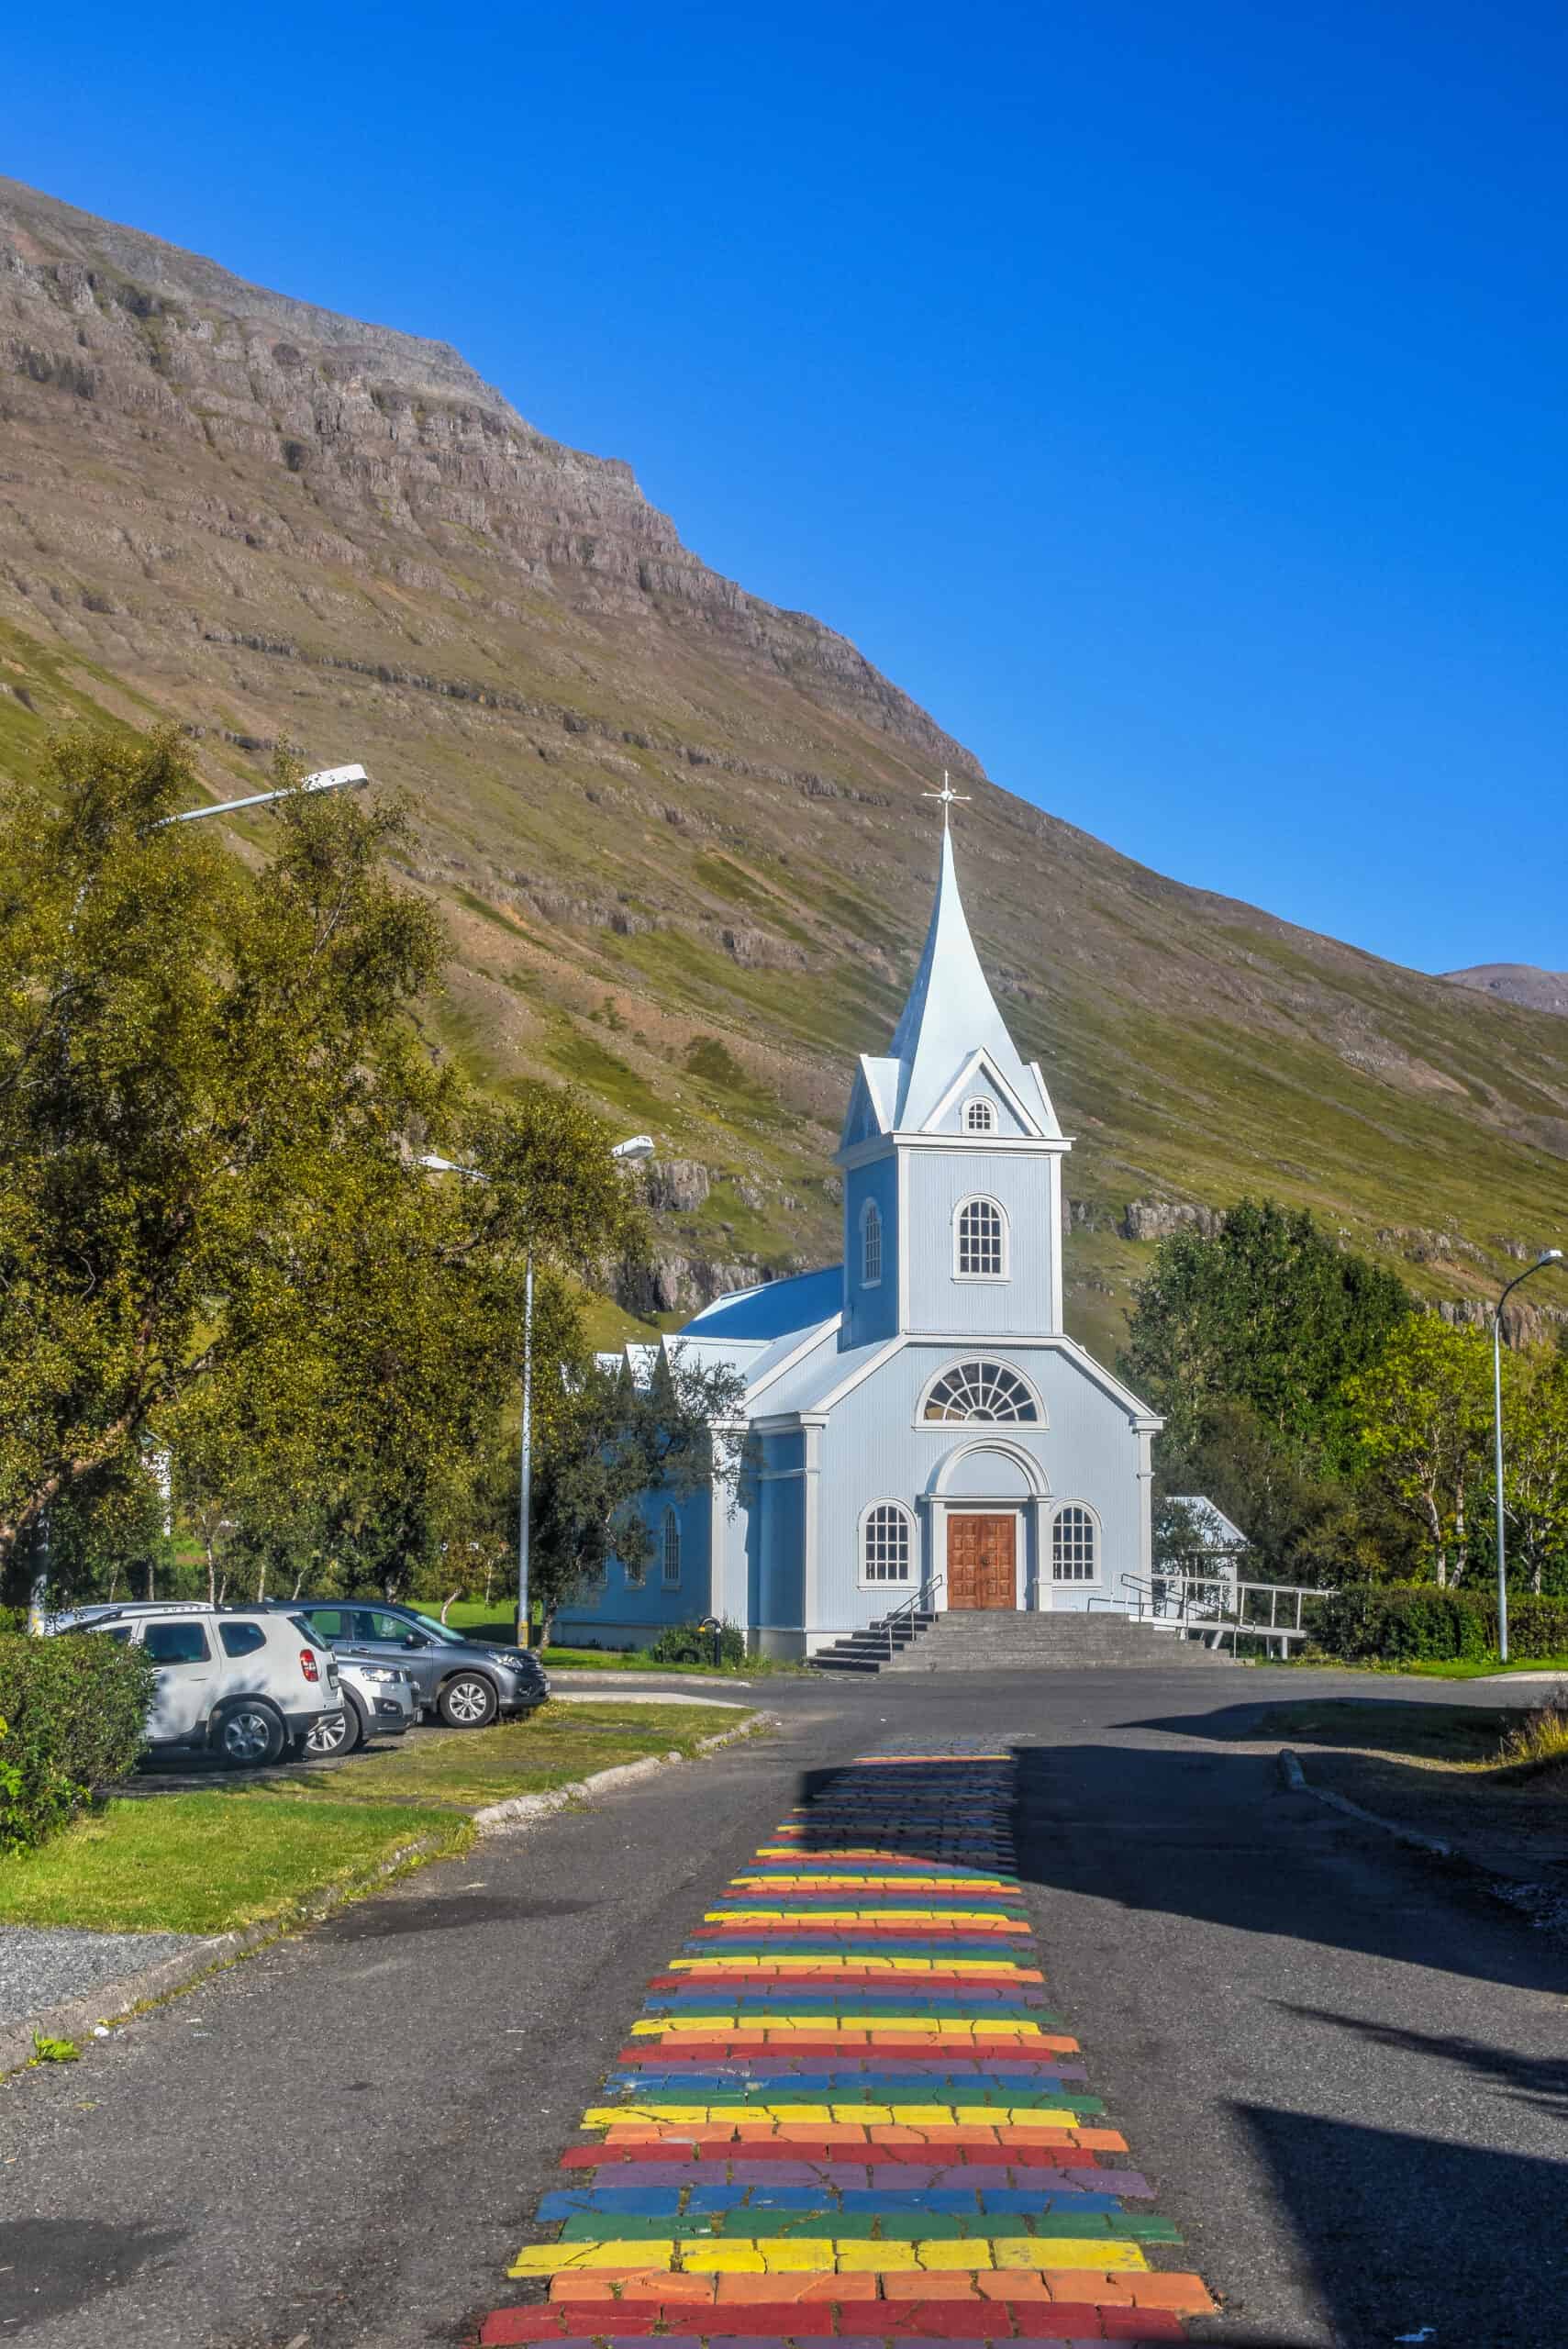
[{"xmin": 946, "ymin": 1512, "xmax": 1018, "ymax": 1609}]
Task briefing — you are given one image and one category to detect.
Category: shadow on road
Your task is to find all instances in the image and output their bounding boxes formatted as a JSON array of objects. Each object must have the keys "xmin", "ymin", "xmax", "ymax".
[
  {"xmin": 1223, "ymin": 2103, "xmax": 1568, "ymax": 2349},
  {"xmin": 789, "ymin": 1732, "xmax": 1568, "ymax": 2348},
  {"xmin": 1273, "ymin": 2004, "xmax": 1568, "ymax": 2125},
  {"xmin": 0, "ymin": 2218, "xmax": 188, "ymax": 2327}
]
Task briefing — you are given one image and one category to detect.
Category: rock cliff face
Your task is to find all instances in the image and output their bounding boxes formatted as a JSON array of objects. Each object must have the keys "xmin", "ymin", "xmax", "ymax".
[
  {"xmin": 0, "ymin": 176, "xmax": 977, "ymax": 766},
  {"xmin": 2, "ymin": 175, "xmax": 1567, "ymax": 1354}
]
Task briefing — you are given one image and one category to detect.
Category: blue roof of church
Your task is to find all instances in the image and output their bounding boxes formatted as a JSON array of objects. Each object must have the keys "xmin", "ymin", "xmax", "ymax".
[{"xmin": 681, "ymin": 1264, "xmax": 842, "ymax": 1342}]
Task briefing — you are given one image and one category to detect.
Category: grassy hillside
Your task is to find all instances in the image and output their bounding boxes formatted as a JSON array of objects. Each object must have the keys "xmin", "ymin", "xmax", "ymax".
[{"xmin": 2, "ymin": 176, "xmax": 1565, "ymax": 1361}]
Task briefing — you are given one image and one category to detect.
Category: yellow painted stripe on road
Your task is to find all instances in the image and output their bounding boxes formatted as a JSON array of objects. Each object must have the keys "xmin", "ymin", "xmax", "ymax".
[
  {"xmin": 506, "ymin": 2236, "xmax": 1148, "ymax": 2277},
  {"xmin": 581, "ymin": 2103, "xmax": 1087, "ymax": 2128},
  {"xmin": 669, "ymin": 1955, "xmax": 1037, "ymax": 1975},
  {"xmin": 628, "ymin": 2015, "xmax": 1048, "ymax": 2036}
]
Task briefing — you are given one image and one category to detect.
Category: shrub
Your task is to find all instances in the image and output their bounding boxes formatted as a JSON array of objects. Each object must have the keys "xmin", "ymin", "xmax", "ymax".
[
  {"xmin": 1497, "ymin": 1692, "xmax": 1568, "ymax": 1771},
  {"xmin": 649, "ymin": 1619, "xmax": 747, "ymax": 1668},
  {"xmin": 1312, "ymin": 1583, "xmax": 1568, "ymax": 1664},
  {"xmin": 0, "ymin": 1633, "xmax": 155, "ymax": 1852}
]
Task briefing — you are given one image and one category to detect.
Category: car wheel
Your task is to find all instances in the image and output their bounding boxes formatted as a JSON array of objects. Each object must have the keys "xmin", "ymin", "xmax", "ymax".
[
  {"xmin": 439, "ymin": 1672, "xmax": 497, "ymax": 1729},
  {"xmin": 305, "ymin": 1698, "xmax": 363, "ymax": 1758},
  {"xmin": 213, "ymin": 1700, "xmax": 285, "ymax": 1768}
]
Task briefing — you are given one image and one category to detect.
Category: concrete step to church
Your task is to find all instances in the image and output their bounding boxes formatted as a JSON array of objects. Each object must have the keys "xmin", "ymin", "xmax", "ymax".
[
  {"xmin": 809, "ymin": 1613, "xmax": 938, "ymax": 1673},
  {"xmin": 811, "ymin": 1611, "xmax": 1237, "ymax": 1674}
]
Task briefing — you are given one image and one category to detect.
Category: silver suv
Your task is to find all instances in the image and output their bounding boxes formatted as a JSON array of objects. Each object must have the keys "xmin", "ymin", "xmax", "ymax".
[
  {"xmin": 282, "ymin": 1602, "xmax": 548, "ymax": 1726},
  {"xmin": 306, "ymin": 1656, "xmax": 417, "ymax": 1755},
  {"xmin": 62, "ymin": 1603, "xmax": 342, "ymax": 1766}
]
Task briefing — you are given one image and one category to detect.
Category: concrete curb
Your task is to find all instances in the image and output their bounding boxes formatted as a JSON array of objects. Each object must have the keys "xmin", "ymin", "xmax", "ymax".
[
  {"xmin": 3, "ymin": 1712, "xmax": 774, "ymax": 2067},
  {"xmin": 1277, "ymin": 1748, "xmax": 1452, "ymax": 1856},
  {"xmin": 0, "ymin": 1829, "xmax": 454, "ymax": 2078},
  {"xmin": 546, "ymin": 1689, "xmax": 746, "ymax": 1710},
  {"xmin": 472, "ymin": 1710, "xmax": 774, "ymax": 1837},
  {"xmin": 548, "ymin": 1670, "xmax": 754, "ymax": 1690}
]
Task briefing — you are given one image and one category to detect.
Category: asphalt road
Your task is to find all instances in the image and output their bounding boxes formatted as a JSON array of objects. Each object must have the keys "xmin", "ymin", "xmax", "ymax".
[{"xmin": 1, "ymin": 1666, "xmax": 1563, "ymax": 2349}]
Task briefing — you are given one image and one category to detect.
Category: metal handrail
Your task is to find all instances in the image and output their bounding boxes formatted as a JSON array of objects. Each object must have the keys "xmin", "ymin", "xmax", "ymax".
[
  {"xmin": 1100, "ymin": 1569, "xmax": 1336, "ymax": 1656},
  {"xmin": 876, "ymin": 1575, "xmax": 945, "ymax": 1663}
]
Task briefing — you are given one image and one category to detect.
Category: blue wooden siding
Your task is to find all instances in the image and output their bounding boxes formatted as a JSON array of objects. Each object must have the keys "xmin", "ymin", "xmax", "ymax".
[
  {"xmin": 903, "ymin": 1149, "xmax": 1055, "ymax": 1336},
  {"xmin": 840, "ymin": 1150, "xmax": 899, "ymax": 1351},
  {"xmin": 553, "ymin": 1484, "xmax": 712, "ymax": 1648}
]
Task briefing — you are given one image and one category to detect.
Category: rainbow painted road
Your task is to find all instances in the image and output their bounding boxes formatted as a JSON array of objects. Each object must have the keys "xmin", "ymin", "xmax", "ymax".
[{"xmin": 476, "ymin": 1741, "xmax": 1216, "ymax": 2347}]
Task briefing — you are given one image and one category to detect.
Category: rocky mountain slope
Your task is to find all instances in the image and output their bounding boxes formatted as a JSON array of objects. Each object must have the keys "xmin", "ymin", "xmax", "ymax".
[
  {"xmin": 1443, "ymin": 964, "xmax": 1568, "ymax": 1018},
  {"xmin": 4, "ymin": 176, "xmax": 1567, "ymax": 1357}
]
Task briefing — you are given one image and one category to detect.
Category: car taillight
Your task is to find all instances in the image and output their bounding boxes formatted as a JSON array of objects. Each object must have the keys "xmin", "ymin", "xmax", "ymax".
[{"xmin": 300, "ymin": 1649, "xmax": 319, "ymax": 1682}]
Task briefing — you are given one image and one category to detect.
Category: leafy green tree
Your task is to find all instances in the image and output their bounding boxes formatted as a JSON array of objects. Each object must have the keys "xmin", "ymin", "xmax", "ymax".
[
  {"xmin": 1343, "ymin": 1317, "xmax": 1495, "ymax": 1584},
  {"xmin": 0, "ymin": 726, "xmax": 641, "ymax": 1605},
  {"xmin": 528, "ymin": 1348, "xmax": 749, "ymax": 1647},
  {"xmin": 1496, "ymin": 1345, "xmax": 1568, "ymax": 1597},
  {"xmin": 1120, "ymin": 1199, "xmax": 1411, "ymax": 1473}
]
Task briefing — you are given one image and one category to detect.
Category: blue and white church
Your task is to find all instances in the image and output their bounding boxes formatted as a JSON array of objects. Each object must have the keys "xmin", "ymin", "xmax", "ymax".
[{"xmin": 562, "ymin": 813, "xmax": 1162, "ymax": 1657}]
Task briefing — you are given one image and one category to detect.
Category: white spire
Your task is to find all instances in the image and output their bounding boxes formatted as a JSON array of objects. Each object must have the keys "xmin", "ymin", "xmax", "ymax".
[{"xmin": 839, "ymin": 806, "xmax": 1061, "ymax": 1149}]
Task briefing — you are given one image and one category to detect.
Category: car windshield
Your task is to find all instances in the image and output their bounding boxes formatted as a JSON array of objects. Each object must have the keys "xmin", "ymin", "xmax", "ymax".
[{"xmin": 405, "ymin": 1612, "xmax": 473, "ymax": 1647}]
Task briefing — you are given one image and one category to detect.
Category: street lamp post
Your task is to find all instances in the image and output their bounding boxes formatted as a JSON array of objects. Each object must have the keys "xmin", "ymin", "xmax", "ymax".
[
  {"xmin": 153, "ymin": 763, "xmax": 369, "ymax": 828},
  {"xmin": 1492, "ymin": 1247, "xmax": 1564, "ymax": 1663},
  {"xmin": 420, "ymin": 1133, "xmax": 654, "ymax": 1648}
]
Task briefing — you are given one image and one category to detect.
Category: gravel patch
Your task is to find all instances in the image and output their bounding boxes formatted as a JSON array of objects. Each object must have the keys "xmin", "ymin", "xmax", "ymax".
[{"xmin": 0, "ymin": 1924, "xmax": 202, "ymax": 2027}]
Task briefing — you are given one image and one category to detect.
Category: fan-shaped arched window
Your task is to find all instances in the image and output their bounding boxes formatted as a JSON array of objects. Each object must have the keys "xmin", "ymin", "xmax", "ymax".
[
  {"xmin": 862, "ymin": 1501, "xmax": 914, "ymax": 1584},
  {"xmin": 955, "ymin": 1195, "xmax": 1006, "ymax": 1278},
  {"xmin": 662, "ymin": 1507, "xmax": 682, "ymax": 1586},
  {"xmin": 861, "ymin": 1198, "xmax": 883, "ymax": 1288},
  {"xmin": 963, "ymin": 1097, "xmax": 995, "ymax": 1133},
  {"xmin": 1052, "ymin": 1504, "xmax": 1097, "ymax": 1581},
  {"xmin": 921, "ymin": 1361, "xmax": 1040, "ymax": 1423}
]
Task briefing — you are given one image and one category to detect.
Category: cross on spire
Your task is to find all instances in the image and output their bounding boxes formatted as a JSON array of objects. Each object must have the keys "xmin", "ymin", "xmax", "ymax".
[{"xmin": 923, "ymin": 770, "xmax": 972, "ymax": 831}]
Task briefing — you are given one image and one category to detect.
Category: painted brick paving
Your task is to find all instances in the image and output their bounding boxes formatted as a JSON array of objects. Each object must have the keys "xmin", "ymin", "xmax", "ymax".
[{"xmin": 475, "ymin": 1742, "xmax": 1217, "ymax": 2347}]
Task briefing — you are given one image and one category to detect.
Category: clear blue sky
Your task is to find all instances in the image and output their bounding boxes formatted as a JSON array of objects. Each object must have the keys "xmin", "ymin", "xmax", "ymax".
[{"xmin": 9, "ymin": 2, "xmax": 1565, "ymax": 973}]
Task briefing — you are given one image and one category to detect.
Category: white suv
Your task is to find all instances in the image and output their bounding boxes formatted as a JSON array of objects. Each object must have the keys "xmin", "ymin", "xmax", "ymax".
[{"xmin": 63, "ymin": 1603, "xmax": 343, "ymax": 1767}]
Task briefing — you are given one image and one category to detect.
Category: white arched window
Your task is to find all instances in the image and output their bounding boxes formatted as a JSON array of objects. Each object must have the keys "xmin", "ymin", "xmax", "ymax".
[
  {"xmin": 861, "ymin": 1198, "xmax": 883, "ymax": 1288},
  {"xmin": 955, "ymin": 1195, "xmax": 1006, "ymax": 1278},
  {"xmin": 662, "ymin": 1508, "xmax": 682, "ymax": 1586},
  {"xmin": 962, "ymin": 1097, "xmax": 995, "ymax": 1133},
  {"xmin": 862, "ymin": 1501, "xmax": 914, "ymax": 1584},
  {"xmin": 1052, "ymin": 1505, "xmax": 1097, "ymax": 1582},
  {"xmin": 921, "ymin": 1361, "xmax": 1041, "ymax": 1424}
]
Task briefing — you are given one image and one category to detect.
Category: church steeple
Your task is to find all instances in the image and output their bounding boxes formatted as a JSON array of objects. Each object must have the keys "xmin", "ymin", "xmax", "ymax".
[{"xmin": 840, "ymin": 819, "xmax": 1060, "ymax": 1149}]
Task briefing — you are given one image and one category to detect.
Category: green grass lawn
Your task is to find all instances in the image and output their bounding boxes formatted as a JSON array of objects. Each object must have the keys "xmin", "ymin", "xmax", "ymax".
[
  {"xmin": 0, "ymin": 1701, "xmax": 759, "ymax": 1937},
  {"xmin": 296, "ymin": 1698, "xmax": 753, "ymax": 1812},
  {"xmin": 1240, "ymin": 1697, "xmax": 1520, "ymax": 1765},
  {"xmin": 0, "ymin": 1792, "xmax": 470, "ymax": 1936}
]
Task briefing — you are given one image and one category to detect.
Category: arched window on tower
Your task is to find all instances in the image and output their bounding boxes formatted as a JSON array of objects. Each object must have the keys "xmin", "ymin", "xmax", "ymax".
[
  {"xmin": 963, "ymin": 1097, "xmax": 995, "ymax": 1133},
  {"xmin": 955, "ymin": 1196, "xmax": 1006, "ymax": 1278},
  {"xmin": 861, "ymin": 1198, "xmax": 883, "ymax": 1288},
  {"xmin": 662, "ymin": 1507, "xmax": 682, "ymax": 1586}
]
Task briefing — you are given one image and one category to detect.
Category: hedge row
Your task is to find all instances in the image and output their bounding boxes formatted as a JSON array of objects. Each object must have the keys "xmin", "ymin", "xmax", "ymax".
[
  {"xmin": 1308, "ymin": 1584, "xmax": 1568, "ymax": 1664},
  {"xmin": 0, "ymin": 1632, "xmax": 155, "ymax": 1852}
]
